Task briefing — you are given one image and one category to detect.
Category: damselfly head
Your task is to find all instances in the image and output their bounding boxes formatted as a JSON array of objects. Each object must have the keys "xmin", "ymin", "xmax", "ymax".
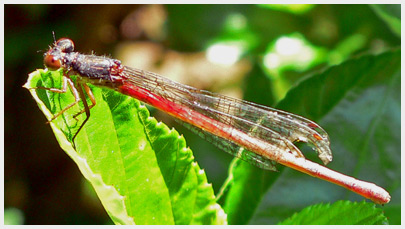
[{"xmin": 44, "ymin": 38, "xmax": 75, "ymax": 70}]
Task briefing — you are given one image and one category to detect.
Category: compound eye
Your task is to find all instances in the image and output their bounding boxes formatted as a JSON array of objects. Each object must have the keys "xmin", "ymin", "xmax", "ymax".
[
  {"xmin": 44, "ymin": 54, "xmax": 62, "ymax": 70},
  {"xmin": 56, "ymin": 38, "xmax": 74, "ymax": 53}
]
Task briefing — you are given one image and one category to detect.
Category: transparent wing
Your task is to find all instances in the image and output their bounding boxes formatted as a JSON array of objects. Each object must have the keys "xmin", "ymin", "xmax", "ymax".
[
  {"xmin": 181, "ymin": 121, "xmax": 278, "ymax": 171},
  {"xmin": 121, "ymin": 67, "xmax": 332, "ymax": 167}
]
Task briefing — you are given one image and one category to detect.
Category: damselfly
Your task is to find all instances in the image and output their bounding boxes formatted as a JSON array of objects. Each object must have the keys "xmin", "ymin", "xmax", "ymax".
[{"xmin": 27, "ymin": 37, "xmax": 390, "ymax": 204}]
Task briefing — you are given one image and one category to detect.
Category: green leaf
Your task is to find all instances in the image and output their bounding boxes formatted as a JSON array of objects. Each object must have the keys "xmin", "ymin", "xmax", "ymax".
[
  {"xmin": 219, "ymin": 159, "xmax": 269, "ymax": 224},
  {"xmin": 279, "ymin": 200, "xmax": 388, "ymax": 225},
  {"xmin": 24, "ymin": 69, "xmax": 227, "ymax": 225},
  {"xmin": 370, "ymin": 4, "xmax": 401, "ymax": 37},
  {"xmin": 223, "ymin": 49, "xmax": 399, "ymax": 224}
]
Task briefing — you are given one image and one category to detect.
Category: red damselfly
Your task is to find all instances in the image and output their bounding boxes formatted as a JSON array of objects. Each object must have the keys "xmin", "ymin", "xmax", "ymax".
[{"xmin": 27, "ymin": 37, "xmax": 391, "ymax": 204}]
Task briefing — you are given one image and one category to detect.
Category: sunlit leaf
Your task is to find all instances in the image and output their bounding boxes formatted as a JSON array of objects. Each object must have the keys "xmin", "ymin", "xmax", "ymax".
[{"xmin": 24, "ymin": 69, "xmax": 227, "ymax": 225}]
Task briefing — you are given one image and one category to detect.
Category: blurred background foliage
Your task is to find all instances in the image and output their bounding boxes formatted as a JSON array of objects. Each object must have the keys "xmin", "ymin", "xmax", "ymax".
[{"xmin": 4, "ymin": 4, "xmax": 400, "ymax": 224}]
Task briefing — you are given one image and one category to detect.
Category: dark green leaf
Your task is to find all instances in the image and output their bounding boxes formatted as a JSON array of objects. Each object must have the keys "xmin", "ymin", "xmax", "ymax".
[
  {"xmin": 279, "ymin": 200, "xmax": 388, "ymax": 225},
  {"xmin": 223, "ymin": 50, "xmax": 400, "ymax": 224}
]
